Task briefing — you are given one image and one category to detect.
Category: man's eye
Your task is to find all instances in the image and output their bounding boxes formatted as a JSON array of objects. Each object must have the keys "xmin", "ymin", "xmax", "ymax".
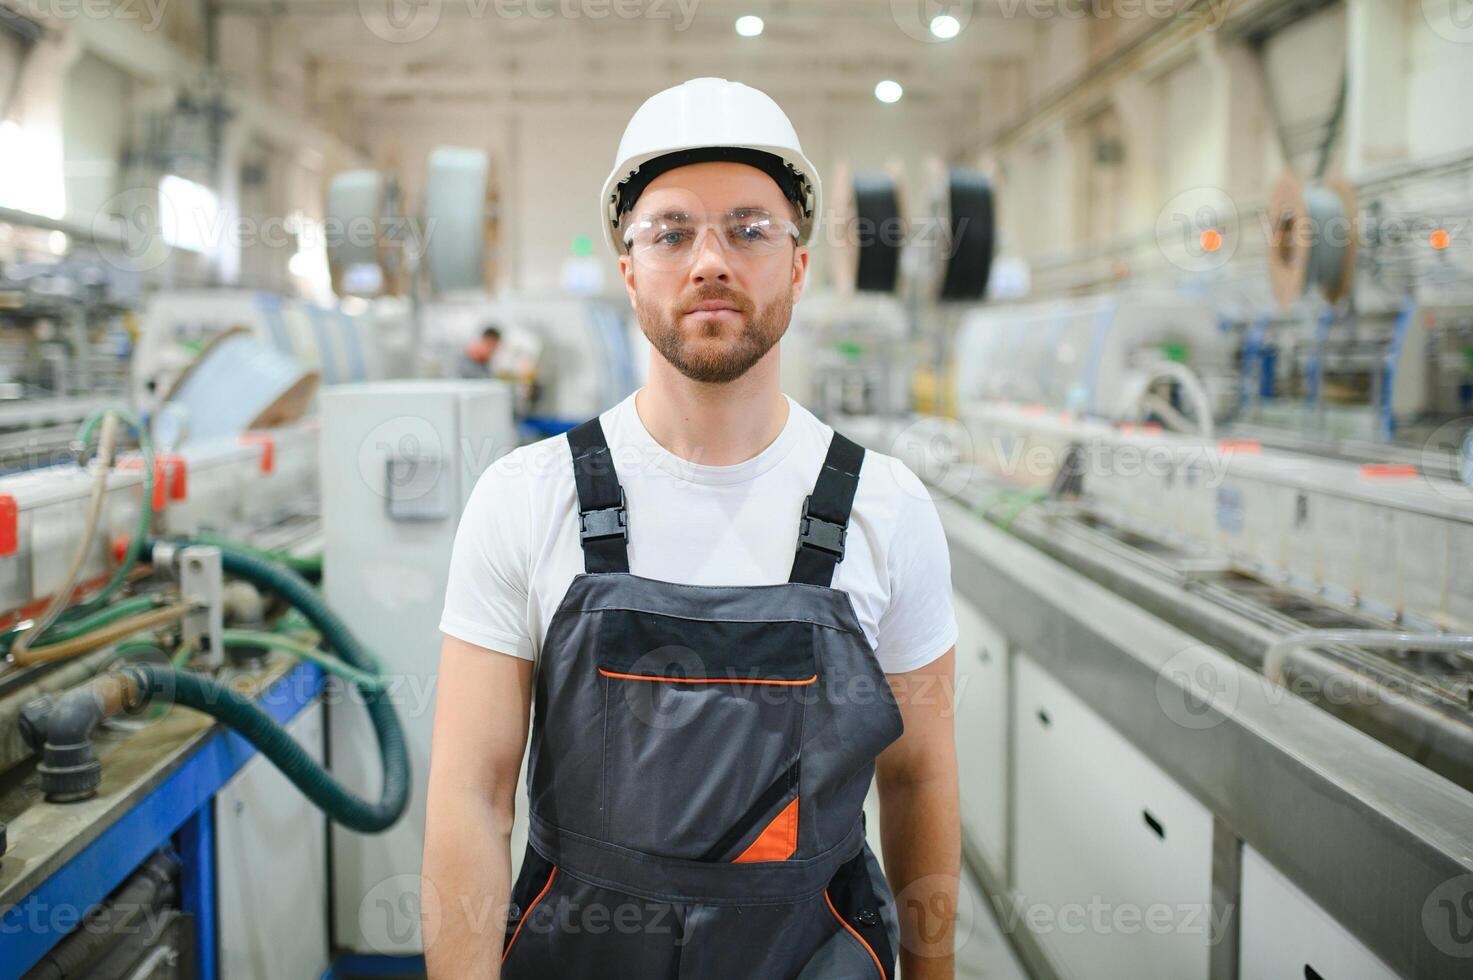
[
  {"xmin": 732, "ymin": 224, "xmax": 769, "ymax": 243},
  {"xmin": 656, "ymin": 229, "xmax": 691, "ymax": 247}
]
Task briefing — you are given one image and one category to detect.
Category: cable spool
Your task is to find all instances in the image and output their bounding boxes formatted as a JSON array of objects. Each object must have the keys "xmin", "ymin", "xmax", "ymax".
[
  {"xmin": 324, "ymin": 169, "xmax": 408, "ymax": 297},
  {"xmin": 325, "ymin": 170, "xmax": 383, "ymax": 296},
  {"xmin": 424, "ymin": 147, "xmax": 498, "ymax": 295},
  {"xmin": 1267, "ymin": 171, "xmax": 1357, "ymax": 309},
  {"xmin": 935, "ymin": 167, "xmax": 995, "ymax": 301},
  {"xmin": 829, "ymin": 162, "xmax": 905, "ymax": 295}
]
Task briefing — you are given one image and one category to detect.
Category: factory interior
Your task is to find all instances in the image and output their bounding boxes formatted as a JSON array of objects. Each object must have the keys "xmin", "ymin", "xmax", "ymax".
[{"xmin": 1, "ymin": 0, "xmax": 1472, "ymax": 977}]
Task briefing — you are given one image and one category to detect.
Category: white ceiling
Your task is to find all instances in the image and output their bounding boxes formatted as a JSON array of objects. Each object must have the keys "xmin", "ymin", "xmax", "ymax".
[{"xmin": 217, "ymin": 0, "xmax": 1039, "ymax": 110}]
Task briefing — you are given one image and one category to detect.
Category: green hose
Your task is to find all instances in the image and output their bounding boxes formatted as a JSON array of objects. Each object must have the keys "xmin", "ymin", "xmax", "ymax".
[
  {"xmin": 128, "ymin": 537, "xmax": 408, "ymax": 834},
  {"xmin": 122, "ymin": 661, "xmax": 402, "ymax": 833},
  {"xmin": 192, "ymin": 531, "xmax": 323, "ymax": 576},
  {"xmin": 222, "ymin": 629, "xmax": 385, "ymax": 692}
]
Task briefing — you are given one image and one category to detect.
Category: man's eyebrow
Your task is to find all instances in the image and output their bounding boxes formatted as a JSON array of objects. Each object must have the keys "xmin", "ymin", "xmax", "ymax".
[
  {"xmin": 637, "ymin": 209, "xmax": 694, "ymax": 222},
  {"xmin": 636, "ymin": 206, "xmax": 775, "ymax": 221}
]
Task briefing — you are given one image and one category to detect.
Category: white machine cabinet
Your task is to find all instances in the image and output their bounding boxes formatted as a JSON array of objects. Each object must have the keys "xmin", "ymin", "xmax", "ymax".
[
  {"xmin": 320, "ymin": 380, "xmax": 516, "ymax": 954},
  {"xmin": 1012, "ymin": 654, "xmax": 1216, "ymax": 980},
  {"xmin": 1239, "ymin": 846, "xmax": 1402, "ymax": 980},
  {"xmin": 216, "ymin": 702, "xmax": 329, "ymax": 979},
  {"xmin": 952, "ymin": 592, "xmax": 1010, "ymax": 875}
]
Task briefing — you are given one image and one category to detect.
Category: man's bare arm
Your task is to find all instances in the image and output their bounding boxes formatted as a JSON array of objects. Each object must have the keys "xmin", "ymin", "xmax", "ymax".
[
  {"xmin": 422, "ymin": 635, "xmax": 535, "ymax": 978},
  {"xmin": 876, "ymin": 646, "xmax": 960, "ymax": 980}
]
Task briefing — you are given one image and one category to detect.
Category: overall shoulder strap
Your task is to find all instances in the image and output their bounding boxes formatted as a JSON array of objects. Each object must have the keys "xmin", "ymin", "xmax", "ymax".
[
  {"xmin": 789, "ymin": 431, "xmax": 865, "ymax": 587},
  {"xmin": 567, "ymin": 417, "xmax": 629, "ymax": 574}
]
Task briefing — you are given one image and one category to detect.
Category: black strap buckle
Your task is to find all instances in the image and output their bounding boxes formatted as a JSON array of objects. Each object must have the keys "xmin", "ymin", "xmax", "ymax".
[
  {"xmin": 579, "ymin": 489, "xmax": 628, "ymax": 544},
  {"xmin": 796, "ymin": 495, "xmax": 846, "ymax": 559}
]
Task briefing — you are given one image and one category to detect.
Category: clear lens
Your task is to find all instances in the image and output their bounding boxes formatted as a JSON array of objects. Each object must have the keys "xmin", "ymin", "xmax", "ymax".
[{"xmin": 623, "ymin": 209, "xmax": 799, "ymax": 268}]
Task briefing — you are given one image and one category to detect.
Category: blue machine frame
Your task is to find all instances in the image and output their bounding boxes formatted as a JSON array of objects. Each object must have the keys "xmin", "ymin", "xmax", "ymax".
[{"xmin": 1, "ymin": 663, "xmax": 325, "ymax": 980}]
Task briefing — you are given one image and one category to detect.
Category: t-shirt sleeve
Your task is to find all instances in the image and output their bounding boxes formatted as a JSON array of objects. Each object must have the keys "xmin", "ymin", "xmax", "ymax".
[
  {"xmin": 872, "ymin": 459, "xmax": 959, "ymax": 674},
  {"xmin": 438, "ymin": 450, "xmax": 536, "ymax": 661}
]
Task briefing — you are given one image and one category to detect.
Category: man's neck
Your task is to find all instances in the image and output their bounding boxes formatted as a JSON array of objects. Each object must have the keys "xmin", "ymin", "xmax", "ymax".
[{"xmin": 635, "ymin": 357, "xmax": 789, "ymax": 467}]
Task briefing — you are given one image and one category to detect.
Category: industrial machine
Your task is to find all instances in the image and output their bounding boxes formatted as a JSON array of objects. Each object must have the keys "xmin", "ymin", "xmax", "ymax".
[
  {"xmin": 839, "ymin": 283, "xmax": 1473, "ymax": 979},
  {"xmin": 0, "ymin": 369, "xmax": 514, "ymax": 977},
  {"xmin": 0, "ymin": 230, "xmax": 141, "ymax": 473},
  {"xmin": 129, "ymin": 289, "xmax": 411, "ymax": 421}
]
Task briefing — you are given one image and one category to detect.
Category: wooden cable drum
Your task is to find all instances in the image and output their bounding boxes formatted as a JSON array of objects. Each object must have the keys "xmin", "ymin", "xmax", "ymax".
[
  {"xmin": 424, "ymin": 146, "xmax": 498, "ymax": 295},
  {"xmin": 1267, "ymin": 170, "xmax": 1357, "ymax": 309},
  {"xmin": 829, "ymin": 161, "xmax": 905, "ymax": 296}
]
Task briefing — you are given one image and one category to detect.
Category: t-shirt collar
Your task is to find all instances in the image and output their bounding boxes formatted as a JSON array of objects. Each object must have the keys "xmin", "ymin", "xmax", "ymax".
[{"xmin": 608, "ymin": 387, "xmax": 800, "ymax": 486}]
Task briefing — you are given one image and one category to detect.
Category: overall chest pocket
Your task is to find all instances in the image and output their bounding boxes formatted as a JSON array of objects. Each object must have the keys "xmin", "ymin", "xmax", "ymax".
[{"xmin": 596, "ymin": 609, "xmax": 816, "ymax": 861}]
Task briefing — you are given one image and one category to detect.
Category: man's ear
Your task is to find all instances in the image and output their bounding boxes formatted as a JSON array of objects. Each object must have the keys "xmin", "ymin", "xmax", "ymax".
[
  {"xmin": 790, "ymin": 246, "xmax": 809, "ymax": 305},
  {"xmin": 620, "ymin": 254, "xmax": 637, "ymax": 308}
]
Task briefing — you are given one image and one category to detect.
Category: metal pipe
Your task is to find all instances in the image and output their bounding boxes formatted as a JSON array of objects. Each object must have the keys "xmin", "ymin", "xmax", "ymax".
[{"xmin": 1265, "ymin": 629, "xmax": 1473, "ymax": 687}]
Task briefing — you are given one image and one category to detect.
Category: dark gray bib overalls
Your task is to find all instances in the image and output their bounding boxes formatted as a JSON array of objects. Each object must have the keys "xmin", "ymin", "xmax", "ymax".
[{"xmin": 501, "ymin": 419, "xmax": 904, "ymax": 979}]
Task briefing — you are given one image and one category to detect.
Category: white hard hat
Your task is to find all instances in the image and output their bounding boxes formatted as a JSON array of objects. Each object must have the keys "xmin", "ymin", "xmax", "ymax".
[{"xmin": 600, "ymin": 77, "xmax": 822, "ymax": 255}]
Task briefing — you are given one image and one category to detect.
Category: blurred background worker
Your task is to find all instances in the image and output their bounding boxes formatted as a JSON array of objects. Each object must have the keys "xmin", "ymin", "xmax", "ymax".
[{"xmin": 459, "ymin": 325, "xmax": 503, "ymax": 378}]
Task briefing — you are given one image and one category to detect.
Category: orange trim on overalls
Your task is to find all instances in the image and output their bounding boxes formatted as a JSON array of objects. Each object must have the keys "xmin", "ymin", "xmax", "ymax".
[
  {"xmin": 502, "ymin": 866, "xmax": 558, "ymax": 966},
  {"xmin": 733, "ymin": 796, "xmax": 799, "ymax": 863},
  {"xmin": 597, "ymin": 668, "xmax": 817, "ymax": 686},
  {"xmin": 823, "ymin": 890, "xmax": 885, "ymax": 979}
]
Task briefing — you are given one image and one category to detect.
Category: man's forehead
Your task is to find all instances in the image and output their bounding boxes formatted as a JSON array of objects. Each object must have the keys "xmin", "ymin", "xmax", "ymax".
[{"xmin": 638, "ymin": 161, "xmax": 791, "ymax": 211}]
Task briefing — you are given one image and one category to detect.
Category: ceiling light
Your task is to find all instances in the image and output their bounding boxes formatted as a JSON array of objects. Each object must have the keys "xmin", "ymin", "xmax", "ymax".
[
  {"xmin": 736, "ymin": 15, "xmax": 763, "ymax": 37},
  {"xmin": 930, "ymin": 14, "xmax": 961, "ymax": 39},
  {"xmin": 874, "ymin": 80, "xmax": 903, "ymax": 104}
]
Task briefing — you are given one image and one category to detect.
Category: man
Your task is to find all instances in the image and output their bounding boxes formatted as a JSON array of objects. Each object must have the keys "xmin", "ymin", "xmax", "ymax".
[
  {"xmin": 459, "ymin": 325, "xmax": 502, "ymax": 378},
  {"xmin": 425, "ymin": 77, "xmax": 960, "ymax": 979}
]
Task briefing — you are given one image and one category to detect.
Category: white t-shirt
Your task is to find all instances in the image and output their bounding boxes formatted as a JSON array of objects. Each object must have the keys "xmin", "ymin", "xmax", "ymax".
[{"xmin": 439, "ymin": 390, "xmax": 958, "ymax": 675}]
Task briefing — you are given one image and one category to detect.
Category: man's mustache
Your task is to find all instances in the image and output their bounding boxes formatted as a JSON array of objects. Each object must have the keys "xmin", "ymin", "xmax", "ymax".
[{"xmin": 679, "ymin": 286, "xmax": 754, "ymax": 314}]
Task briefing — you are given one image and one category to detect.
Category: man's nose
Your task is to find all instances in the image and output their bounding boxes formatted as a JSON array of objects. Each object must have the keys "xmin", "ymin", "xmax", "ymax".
[{"xmin": 688, "ymin": 227, "xmax": 732, "ymax": 283}]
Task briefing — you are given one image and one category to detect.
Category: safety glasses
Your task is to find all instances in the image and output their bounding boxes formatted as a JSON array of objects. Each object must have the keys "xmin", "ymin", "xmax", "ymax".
[{"xmin": 622, "ymin": 208, "xmax": 800, "ymax": 269}]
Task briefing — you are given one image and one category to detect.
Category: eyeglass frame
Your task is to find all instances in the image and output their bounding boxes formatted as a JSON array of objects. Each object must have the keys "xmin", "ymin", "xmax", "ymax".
[{"xmin": 620, "ymin": 207, "xmax": 803, "ymax": 266}]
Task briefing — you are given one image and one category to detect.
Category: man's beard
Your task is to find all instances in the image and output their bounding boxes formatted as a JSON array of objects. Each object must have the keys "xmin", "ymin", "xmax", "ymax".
[{"xmin": 637, "ymin": 285, "xmax": 792, "ymax": 384}]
